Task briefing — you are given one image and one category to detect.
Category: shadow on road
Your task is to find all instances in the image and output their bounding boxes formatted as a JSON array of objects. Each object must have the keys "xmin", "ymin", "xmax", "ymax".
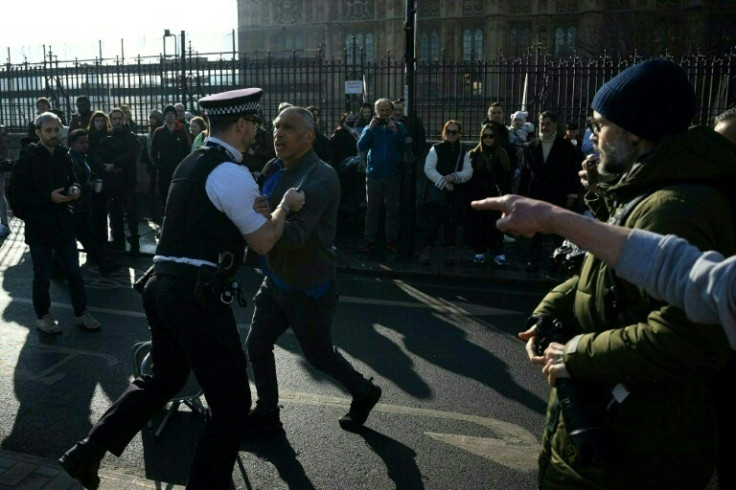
[
  {"xmin": 348, "ymin": 426, "xmax": 424, "ymax": 489},
  {"xmin": 240, "ymin": 432, "xmax": 315, "ymax": 490},
  {"xmin": 0, "ymin": 240, "xmax": 132, "ymax": 459}
]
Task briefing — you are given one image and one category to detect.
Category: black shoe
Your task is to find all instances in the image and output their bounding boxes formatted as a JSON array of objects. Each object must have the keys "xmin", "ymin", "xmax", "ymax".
[
  {"xmin": 58, "ymin": 438, "xmax": 105, "ymax": 490},
  {"xmin": 525, "ymin": 260, "xmax": 539, "ymax": 273},
  {"xmin": 241, "ymin": 408, "xmax": 284, "ymax": 437},
  {"xmin": 339, "ymin": 381, "xmax": 382, "ymax": 430}
]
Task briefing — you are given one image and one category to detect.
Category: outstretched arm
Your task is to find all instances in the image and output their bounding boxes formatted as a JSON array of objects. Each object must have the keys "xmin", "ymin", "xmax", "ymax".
[{"xmin": 471, "ymin": 194, "xmax": 629, "ymax": 267}]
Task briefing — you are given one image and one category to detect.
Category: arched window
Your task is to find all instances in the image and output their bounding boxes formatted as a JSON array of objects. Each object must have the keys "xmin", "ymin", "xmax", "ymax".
[
  {"xmin": 420, "ymin": 33, "xmax": 429, "ymax": 61},
  {"xmin": 463, "ymin": 28, "xmax": 483, "ymax": 61},
  {"xmin": 345, "ymin": 33, "xmax": 374, "ymax": 64},
  {"xmin": 463, "ymin": 29, "xmax": 472, "ymax": 61},
  {"xmin": 474, "ymin": 29, "xmax": 483, "ymax": 60},
  {"xmin": 365, "ymin": 33, "xmax": 374, "ymax": 62},
  {"xmin": 566, "ymin": 26, "xmax": 576, "ymax": 52},
  {"xmin": 554, "ymin": 23, "xmax": 576, "ymax": 57},
  {"xmin": 346, "ymin": 34, "xmax": 355, "ymax": 63},
  {"xmin": 555, "ymin": 27, "xmax": 565, "ymax": 57},
  {"xmin": 430, "ymin": 31, "xmax": 440, "ymax": 61}
]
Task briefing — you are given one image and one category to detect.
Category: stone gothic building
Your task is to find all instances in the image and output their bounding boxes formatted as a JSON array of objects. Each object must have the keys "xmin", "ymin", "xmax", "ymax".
[{"xmin": 237, "ymin": 0, "xmax": 735, "ymax": 61}]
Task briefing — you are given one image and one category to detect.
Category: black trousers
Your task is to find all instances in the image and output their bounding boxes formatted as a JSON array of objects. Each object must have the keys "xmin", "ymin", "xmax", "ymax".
[
  {"xmin": 90, "ymin": 190, "xmax": 109, "ymax": 247},
  {"xmin": 246, "ymin": 278, "xmax": 369, "ymax": 414},
  {"xmin": 87, "ymin": 273, "xmax": 251, "ymax": 489},
  {"xmin": 157, "ymin": 171, "xmax": 173, "ymax": 214},
  {"xmin": 107, "ymin": 187, "xmax": 138, "ymax": 243}
]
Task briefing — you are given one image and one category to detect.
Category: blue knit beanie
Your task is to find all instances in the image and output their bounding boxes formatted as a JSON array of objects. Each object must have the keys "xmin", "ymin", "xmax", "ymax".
[{"xmin": 591, "ymin": 59, "xmax": 695, "ymax": 142}]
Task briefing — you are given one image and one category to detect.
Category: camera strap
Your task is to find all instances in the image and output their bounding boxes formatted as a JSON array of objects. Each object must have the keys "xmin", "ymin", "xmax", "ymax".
[{"xmin": 604, "ymin": 189, "xmax": 656, "ymax": 324}]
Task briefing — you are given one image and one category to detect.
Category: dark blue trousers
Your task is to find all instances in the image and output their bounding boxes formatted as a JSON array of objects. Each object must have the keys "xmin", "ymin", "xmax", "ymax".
[
  {"xmin": 246, "ymin": 277, "xmax": 369, "ymax": 414},
  {"xmin": 30, "ymin": 239, "xmax": 87, "ymax": 317}
]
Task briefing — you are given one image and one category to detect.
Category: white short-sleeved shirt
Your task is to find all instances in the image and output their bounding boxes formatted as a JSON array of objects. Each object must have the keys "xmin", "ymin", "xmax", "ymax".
[
  {"xmin": 154, "ymin": 137, "xmax": 267, "ymax": 267},
  {"xmin": 204, "ymin": 137, "xmax": 267, "ymax": 236}
]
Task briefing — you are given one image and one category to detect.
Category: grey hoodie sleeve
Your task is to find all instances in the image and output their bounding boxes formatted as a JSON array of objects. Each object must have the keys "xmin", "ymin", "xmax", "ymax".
[{"xmin": 616, "ymin": 228, "xmax": 736, "ymax": 350}]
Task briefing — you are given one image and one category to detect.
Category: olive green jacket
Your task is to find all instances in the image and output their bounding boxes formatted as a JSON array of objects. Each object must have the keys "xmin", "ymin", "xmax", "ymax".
[{"xmin": 534, "ymin": 127, "xmax": 736, "ymax": 489}]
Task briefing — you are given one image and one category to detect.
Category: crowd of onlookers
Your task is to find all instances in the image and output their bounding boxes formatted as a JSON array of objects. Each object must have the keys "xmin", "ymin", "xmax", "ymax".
[
  {"xmin": 2, "ymin": 93, "xmax": 728, "ymax": 277},
  {"xmin": 0, "ymin": 94, "xmax": 614, "ymax": 272},
  {"xmin": 292, "ymin": 97, "xmax": 605, "ymax": 271}
]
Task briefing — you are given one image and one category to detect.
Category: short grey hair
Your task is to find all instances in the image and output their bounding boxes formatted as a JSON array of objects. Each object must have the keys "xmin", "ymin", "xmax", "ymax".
[
  {"xmin": 34, "ymin": 111, "xmax": 62, "ymax": 129},
  {"xmin": 374, "ymin": 98, "xmax": 393, "ymax": 111},
  {"xmin": 275, "ymin": 106, "xmax": 315, "ymax": 131}
]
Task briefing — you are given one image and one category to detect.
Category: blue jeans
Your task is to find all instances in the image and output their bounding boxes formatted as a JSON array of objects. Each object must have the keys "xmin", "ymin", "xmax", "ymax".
[
  {"xmin": 246, "ymin": 277, "xmax": 370, "ymax": 413},
  {"xmin": 30, "ymin": 239, "xmax": 87, "ymax": 317}
]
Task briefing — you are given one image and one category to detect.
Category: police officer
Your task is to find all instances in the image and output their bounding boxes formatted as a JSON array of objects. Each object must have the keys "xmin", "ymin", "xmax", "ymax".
[{"xmin": 59, "ymin": 88, "xmax": 305, "ymax": 490}]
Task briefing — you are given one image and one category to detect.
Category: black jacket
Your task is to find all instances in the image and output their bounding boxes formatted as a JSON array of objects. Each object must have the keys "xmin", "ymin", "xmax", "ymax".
[
  {"xmin": 329, "ymin": 126, "xmax": 359, "ymax": 167},
  {"xmin": 11, "ymin": 143, "xmax": 79, "ymax": 246},
  {"xmin": 520, "ymin": 135, "xmax": 580, "ymax": 207},
  {"xmin": 150, "ymin": 122, "xmax": 191, "ymax": 175},
  {"xmin": 91, "ymin": 128, "xmax": 140, "ymax": 190}
]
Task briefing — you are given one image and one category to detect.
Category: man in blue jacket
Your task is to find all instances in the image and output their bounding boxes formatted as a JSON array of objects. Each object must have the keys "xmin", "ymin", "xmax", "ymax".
[{"xmin": 357, "ymin": 98, "xmax": 407, "ymax": 252}]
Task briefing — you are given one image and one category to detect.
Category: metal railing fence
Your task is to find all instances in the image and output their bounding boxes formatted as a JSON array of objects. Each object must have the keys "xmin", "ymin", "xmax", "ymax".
[{"xmin": 1, "ymin": 46, "xmax": 733, "ymax": 138}]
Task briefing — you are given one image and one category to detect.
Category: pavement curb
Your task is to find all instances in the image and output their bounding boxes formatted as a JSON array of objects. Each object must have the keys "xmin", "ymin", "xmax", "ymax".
[{"xmin": 0, "ymin": 449, "xmax": 185, "ymax": 490}]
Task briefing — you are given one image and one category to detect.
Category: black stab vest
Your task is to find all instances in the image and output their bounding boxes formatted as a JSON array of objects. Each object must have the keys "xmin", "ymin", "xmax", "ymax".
[
  {"xmin": 155, "ymin": 146, "xmax": 246, "ymax": 269},
  {"xmin": 433, "ymin": 141, "xmax": 464, "ymax": 175}
]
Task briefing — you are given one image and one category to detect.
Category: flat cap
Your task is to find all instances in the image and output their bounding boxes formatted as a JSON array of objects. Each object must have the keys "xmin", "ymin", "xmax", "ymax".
[{"xmin": 199, "ymin": 88, "xmax": 263, "ymax": 121}]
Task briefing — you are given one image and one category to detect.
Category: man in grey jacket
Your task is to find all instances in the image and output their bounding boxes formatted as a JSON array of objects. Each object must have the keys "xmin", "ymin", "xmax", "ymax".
[{"xmin": 244, "ymin": 107, "xmax": 381, "ymax": 435}]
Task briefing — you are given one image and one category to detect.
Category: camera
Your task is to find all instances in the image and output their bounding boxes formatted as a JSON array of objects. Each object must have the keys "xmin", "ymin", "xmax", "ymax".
[
  {"xmin": 376, "ymin": 118, "xmax": 389, "ymax": 126},
  {"xmin": 551, "ymin": 240, "xmax": 587, "ymax": 275},
  {"xmin": 584, "ymin": 158, "xmax": 599, "ymax": 188},
  {"xmin": 532, "ymin": 316, "xmax": 617, "ymax": 467}
]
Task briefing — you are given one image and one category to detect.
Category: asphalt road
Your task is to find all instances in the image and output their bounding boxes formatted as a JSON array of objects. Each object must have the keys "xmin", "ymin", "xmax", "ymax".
[{"xmin": 0, "ymin": 236, "xmax": 552, "ymax": 489}]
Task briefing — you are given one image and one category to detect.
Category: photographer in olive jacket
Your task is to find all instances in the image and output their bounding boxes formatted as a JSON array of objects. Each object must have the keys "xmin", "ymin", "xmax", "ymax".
[
  {"xmin": 11, "ymin": 112, "xmax": 101, "ymax": 333},
  {"xmin": 521, "ymin": 60, "xmax": 736, "ymax": 489}
]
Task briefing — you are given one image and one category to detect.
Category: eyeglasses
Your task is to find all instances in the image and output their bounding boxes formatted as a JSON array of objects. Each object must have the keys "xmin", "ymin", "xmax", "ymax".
[
  {"xmin": 242, "ymin": 117, "xmax": 261, "ymax": 131},
  {"xmin": 445, "ymin": 130, "xmax": 459, "ymax": 135},
  {"xmin": 591, "ymin": 121, "xmax": 603, "ymax": 135},
  {"xmin": 482, "ymin": 134, "xmax": 495, "ymax": 139}
]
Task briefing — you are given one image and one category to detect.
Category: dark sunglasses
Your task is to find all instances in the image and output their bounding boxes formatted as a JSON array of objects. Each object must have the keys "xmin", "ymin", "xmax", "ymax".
[
  {"xmin": 482, "ymin": 134, "xmax": 495, "ymax": 139},
  {"xmin": 445, "ymin": 130, "xmax": 459, "ymax": 135}
]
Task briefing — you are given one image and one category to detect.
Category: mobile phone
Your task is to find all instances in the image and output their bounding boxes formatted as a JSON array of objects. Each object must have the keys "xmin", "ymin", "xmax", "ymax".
[{"xmin": 584, "ymin": 158, "xmax": 599, "ymax": 188}]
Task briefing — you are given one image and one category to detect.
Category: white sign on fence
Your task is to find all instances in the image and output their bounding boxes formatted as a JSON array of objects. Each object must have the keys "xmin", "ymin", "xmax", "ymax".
[{"xmin": 345, "ymin": 80, "xmax": 363, "ymax": 94}]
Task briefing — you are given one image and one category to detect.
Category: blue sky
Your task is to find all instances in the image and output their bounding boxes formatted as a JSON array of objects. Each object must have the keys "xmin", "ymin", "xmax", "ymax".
[{"xmin": 1, "ymin": 1, "xmax": 238, "ymax": 63}]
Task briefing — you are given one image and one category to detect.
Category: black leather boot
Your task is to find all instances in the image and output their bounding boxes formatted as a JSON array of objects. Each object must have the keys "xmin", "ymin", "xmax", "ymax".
[{"xmin": 58, "ymin": 438, "xmax": 106, "ymax": 489}]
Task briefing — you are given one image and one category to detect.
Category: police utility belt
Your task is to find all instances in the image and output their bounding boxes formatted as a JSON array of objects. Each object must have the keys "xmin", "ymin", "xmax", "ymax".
[{"xmin": 135, "ymin": 252, "xmax": 247, "ymax": 309}]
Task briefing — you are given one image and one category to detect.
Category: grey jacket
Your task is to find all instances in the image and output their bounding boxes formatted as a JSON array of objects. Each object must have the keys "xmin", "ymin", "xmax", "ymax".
[
  {"xmin": 617, "ymin": 228, "xmax": 736, "ymax": 349},
  {"xmin": 267, "ymin": 149, "xmax": 340, "ymax": 289}
]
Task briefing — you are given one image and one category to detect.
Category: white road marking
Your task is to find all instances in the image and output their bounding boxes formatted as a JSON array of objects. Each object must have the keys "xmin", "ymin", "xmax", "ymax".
[{"xmin": 279, "ymin": 389, "xmax": 540, "ymax": 472}]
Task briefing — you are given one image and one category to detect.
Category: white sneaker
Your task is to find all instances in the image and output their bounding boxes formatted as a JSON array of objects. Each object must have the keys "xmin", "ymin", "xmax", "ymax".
[
  {"xmin": 36, "ymin": 313, "xmax": 61, "ymax": 334},
  {"xmin": 75, "ymin": 311, "xmax": 101, "ymax": 330},
  {"xmin": 473, "ymin": 253, "xmax": 486, "ymax": 264},
  {"xmin": 493, "ymin": 254, "xmax": 508, "ymax": 266},
  {"xmin": 0, "ymin": 223, "xmax": 9, "ymax": 237}
]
